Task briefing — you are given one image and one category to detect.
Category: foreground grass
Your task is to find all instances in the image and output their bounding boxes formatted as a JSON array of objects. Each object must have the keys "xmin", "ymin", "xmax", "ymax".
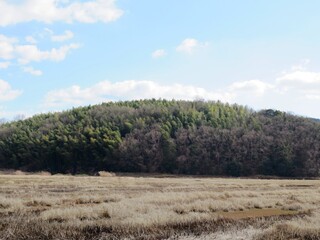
[{"xmin": 0, "ymin": 174, "xmax": 320, "ymax": 239}]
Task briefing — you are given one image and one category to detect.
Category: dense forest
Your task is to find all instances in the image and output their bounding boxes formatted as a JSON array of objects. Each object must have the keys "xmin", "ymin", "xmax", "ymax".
[{"xmin": 0, "ymin": 99, "xmax": 320, "ymax": 177}]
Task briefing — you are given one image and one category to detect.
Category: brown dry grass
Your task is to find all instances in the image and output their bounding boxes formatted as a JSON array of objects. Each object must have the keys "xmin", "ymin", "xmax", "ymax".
[{"xmin": 0, "ymin": 174, "xmax": 319, "ymax": 239}]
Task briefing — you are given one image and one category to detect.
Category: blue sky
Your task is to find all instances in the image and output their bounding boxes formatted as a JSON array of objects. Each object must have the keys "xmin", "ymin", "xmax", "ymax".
[{"xmin": 1, "ymin": 0, "xmax": 320, "ymax": 119}]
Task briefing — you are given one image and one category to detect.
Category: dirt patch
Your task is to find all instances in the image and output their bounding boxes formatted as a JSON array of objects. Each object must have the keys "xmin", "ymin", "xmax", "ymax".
[
  {"xmin": 218, "ymin": 208, "xmax": 299, "ymax": 220},
  {"xmin": 168, "ymin": 226, "xmax": 264, "ymax": 240},
  {"xmin": 0, "ymin": 203, "xmax": 10, "ymax": 209},
  {"xmin": 13, "ymin": 170, "xmax": 27, "ymax": 175},
  {"xmin": 35, "ymin": 171, "xmax": 52, "ymax": 176},
  {"xmin": 97, "ymin": 171, "xmax": 116, "ymax": 177},
  {"xmin": 25, "ymin": 200, "xmax": 52, "ymax": 207},
  {"xmin": 283, "ymin": 184, "xmax": 314, "ymax": 188},
  {"xmin": 74, "ymin": 198, "xmax": 101, "ymax": 205}
]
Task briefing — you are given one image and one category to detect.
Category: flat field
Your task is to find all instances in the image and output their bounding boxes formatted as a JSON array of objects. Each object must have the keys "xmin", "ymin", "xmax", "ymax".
[{"xmin": 0, "ymin": 174, "xmax": 320, "ymax": 240}]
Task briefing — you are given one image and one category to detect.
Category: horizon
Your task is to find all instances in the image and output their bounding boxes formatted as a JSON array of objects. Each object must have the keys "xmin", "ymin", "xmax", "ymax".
[{"xmin": 1, "ymin": 0, "xmax": 320, "ymax": 119}]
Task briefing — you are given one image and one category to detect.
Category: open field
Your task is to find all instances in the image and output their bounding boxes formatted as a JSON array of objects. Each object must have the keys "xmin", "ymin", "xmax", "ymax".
[{"xmin": 1, "ymin": 174, "xmax": 320, "ymax": 239}]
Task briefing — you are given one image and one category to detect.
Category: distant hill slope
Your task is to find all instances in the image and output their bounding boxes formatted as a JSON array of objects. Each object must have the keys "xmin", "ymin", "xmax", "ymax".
[{"xmin": 0, "ymin": 99, "xmax": 319, "ymax": 177}]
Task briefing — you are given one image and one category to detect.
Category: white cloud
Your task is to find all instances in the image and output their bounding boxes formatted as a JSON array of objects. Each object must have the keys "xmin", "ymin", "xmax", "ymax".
[
  {"xmin": 305, "ymin": 92, "xmax": 320, "ymax": 100},
  {"xmin": 231, "ymin": 59, "xmax": 314, "ymax": 105},
  {"xmin": 277, "ymin": 70, "xmax": 320, "ymax": 88},
  {"xmin": 25, "ymin": 36, "xmax": 37, "ymax": 44},
  {"xmin": 38, "ymin": 62, "xmax": 320, "ymax": 118},
  {"xmin": 0, "ymin": 0, "xmax": 123, "ymax": 26},
  {"xmin": 44, "ymin": 28, "xmax": 54, "ymax": 35},
  {"xmin": 0, "ymin": 79, "xmax": 22, "ymax": 101},
  {"xmin": 51, "ymin": 30, "xmax": 74, "ymax": 42},
  {"xmin": 0, "ymin": 33, "xmax": 80, "ymax": 75},
  {"xmin": 0, "ymin": 107, "xmax": 34, "ymax": 120},
  {"xmin": 16, "ymin": 43, "xmax": 80, "ymax": 64},
  {"xmin": 290, "ymin": 59, "xmax": 310, "ymax": 71},
  {"xmin": 22, "ymin": 66, "xmax": 43, "ymax": 76},
  {"xmin": 44, "ymin": 80, "xmax": 234, "ymax": 107},
  {"xmin": 275, "ymin": 69, "xmax": 320, "ymax": 100},
  {"xmin": 229, "ymin": 79, "xmax": 274, "ymax": 96},
  {"xmin": 0, "ymin": 62, "xmax": 11, "ymax": 69},
  {"xmin": 176, "ymin": 38, "xmax": 208, "ymax": 54},
  {"xmin": 0, "ymin": 35, "xmax": 18, "ymax": 60},
  {"xmin": 152, "ymin": 49, "xmax": 167, "ymax": 59}
]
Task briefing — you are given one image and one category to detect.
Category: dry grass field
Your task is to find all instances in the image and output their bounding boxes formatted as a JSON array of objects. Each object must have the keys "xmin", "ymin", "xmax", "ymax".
[{"xmin": 1, "ymin": 173, "xmax": 320, "ymax": 240}]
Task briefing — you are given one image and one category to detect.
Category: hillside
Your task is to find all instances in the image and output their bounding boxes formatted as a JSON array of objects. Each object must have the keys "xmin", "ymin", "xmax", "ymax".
[{"xmin": 0, "ymin": 99, "xmax": 319, "ymax": 177}]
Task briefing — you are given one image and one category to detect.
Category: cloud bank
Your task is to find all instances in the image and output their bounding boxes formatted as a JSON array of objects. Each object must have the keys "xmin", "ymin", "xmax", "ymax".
[
  {"xmin": 0, "ymin": 0, "xmax": 123, "ymax": 26},
  {"xmin": 42, "ymin": 61, "xmax": 320, "ymax": 117},
  {"xmin": 152, "ymin": 49, "xmax": 166, "ymax": 59},
  {"xmin": 0, "ymin": 79, "xmax": 22, "ymax": 101},
  {"xmin": 0, "ymin": 34, "xmax": 80, "ymax": 64},
  {"xmin": 44, "ymin": 80, "xmax": 234, "ymax": 107},
  {"xmin": 176, "ymin": 38, "xmax": 208, "ymax": 54},
  {"xmin": 22, "ymin": 66, "xmax": 43, "ymax": 76},
  {"xmin": 51, "ymin": 30, "xmax": 74, "ymax": 42}
]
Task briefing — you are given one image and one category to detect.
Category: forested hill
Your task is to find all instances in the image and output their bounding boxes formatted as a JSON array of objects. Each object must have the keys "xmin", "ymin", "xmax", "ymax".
[{"xmin": 0, "ymin": 100, "xmax": 320, "ymax": 177}]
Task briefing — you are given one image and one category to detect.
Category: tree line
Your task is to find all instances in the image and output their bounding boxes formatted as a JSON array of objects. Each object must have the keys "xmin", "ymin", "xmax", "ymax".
[{"xmin": 0, "ymin": 99, "xmax": 319, "ymax": 177}]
